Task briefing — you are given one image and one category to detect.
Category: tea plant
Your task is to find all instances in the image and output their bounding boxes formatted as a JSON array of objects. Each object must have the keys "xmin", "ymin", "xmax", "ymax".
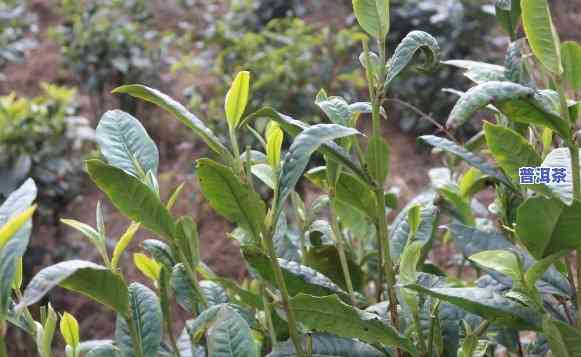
[
  {"xmin": 2, "ymin": 0, "xmax": 581, "ymax": 356},
  {"xmin": 51, "ymin": 0, "xmax": 170, "ymax": 117},
  {"xmin": 0, "ymin": 0, "xmax": 37, "ymax": 74},
  {"xmin": 0, "ymin": 83, "xmax": 94, "ymax": 221}
]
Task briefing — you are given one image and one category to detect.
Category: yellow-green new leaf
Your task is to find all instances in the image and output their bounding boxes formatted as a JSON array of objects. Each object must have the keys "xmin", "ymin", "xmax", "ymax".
[
  {"xmin": 225, "ymin": 71, "xmax": 250, "ymax": 128},
  {"xmin": 521, "ymin": 0, "xmax": 562, "ymax": 74},
  {"xmin": 133, "ymin": 253, "xmax": 161, "ymax": 281},
  {"xmin": 12, "ymin": 257, "xmax": 23, "ymax": 290},
  {"xmin": 60, "ymin": 312, "xmax": 80, "ymax": 348},
  {"xmin": 469, "ymin": 250, "xmax": 522, "ymax": 282},
  {"xmin": 0, "ymin": 205, "xmax": 36, "ymax": 250},
  {"xmin": 266, "ymin": 121, "xmax": 283, "ymax": 169},
  {"xmin": 352, "ymin": 0, "xmax": 390, "ymax": 40},
  {"xmin": 111, "ymin": 222, "xmax": 141, "ymax": 271}
]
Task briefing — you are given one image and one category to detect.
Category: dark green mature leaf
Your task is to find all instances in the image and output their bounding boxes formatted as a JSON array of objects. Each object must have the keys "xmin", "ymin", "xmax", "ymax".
[
  {"xmin": 207, "ymin": 305, "xmax": 259, "ymax": 357},
  {"xmin": 86, "ymin": 159, "xmax": 175, "ymax": 239},
  {"xmin": 469, "ymin": 250, "xmax": 522, "ymax": 282},
  {"xmin": 446, "ymin": 81, "xmax": 533, "ymax": 129},
  {"xmin": 290, "ymin": 294, "xmax": 417, "ymax": 354},
  {"xmin": 405, "ymin": 285, "xmax": 541, "ymax": 330},
  {"xmin": 562, "ymin": 41, "xmax": 581, "ymax": 90},
  {"xmin": 335, "ymin": 172, "xmax": 376, "ymax": 218},
  {"xmin": 365, "ymin": 134, "xmax": 389, "ymax": 184},
  {"xmin": 267, "ymin": 333, "xmax": 383, "ymax": 357},
  {"xmin": 315, "ymin": 94, "xmax": 352, "ymax": 126},
  {"xmin": 17, "ymin": 260, "xmax": 128, "ymax": 314},
  {"xmin": 543, "ymin": 315, "xmax": 581, "ymax": 356},
  {"xmin": 242, "ymin": 246, "xmax": 348, "ymax": 300},
  {"xmin": 305, "ymin": 245, "xmax": 364, "ymax": 291},
  {"xmin": 196, "ymin": 158, "xmax": 266, "ymax": 241},
  {"xmin": 171, "ymin": 264, "xmax": 197, "ymax": 313},
  {"xmin": 115, "ymin": 283, "xmax": 162, "ymax": 357},
  {"xmin": 277, "ymin": 124, "xmax": 359, "ymax": 218},
  {"xmin": 484, "ymin": 122, "xmax": 541, "ymax": 181},
  {"xmin": 112, "ymin": 85, "xmax": 231, "ymax": 160},
  {"xmin": 419, "ymin": 135, "xmax": 509, "ymax": 186},
  {"xmin": 443, "ymin": 60, "xmax": 506, "ymax": 85},
  {"xmin": 541, "ymin": 148, "xmax": 581, "ymax": 206},
  {"xmin": 243, "ymin": 108, "xmax": 372, "ymax": 186},
  {"xmin": 451, "ymin": 223, "xmax": 571, "ymax": 296},
  {"xmin": 521, "ymin": 0, "xmax": 562, "ymax": 74},
  {"xmin": 352, "ymin": 0, "xmax": 389, "ymax": 40},
  {"xmin": 200, "ymin": 280, "xmax": 229, "ymax": 307},
  {"xmin": 389, "ymin": 203, "xmax": 437, "ymax": 262},
  {"xmin": 86, "ymin": 345, "xmax": 122, "ymax": 357},
  {"xmin": 517, "ymin": 197, "xmax": 581, "ymax": 258},
  {"xmin": 142, "ymin": 239, "xmax": 176, "ymax": 271},
  {"xmin": 0, "ymin": 178, "xmax": 37, "ymax": 225},
  {"xmin": 504, "ymin": 40, "xmax": 528, "ymax": 84},
  {"xmin": 386, "ymin": 30, "xmax": 440, "ymax": 87},
  {"xmin": 96, "ymin": 110, "xmax": 159, "ymax": 178}
]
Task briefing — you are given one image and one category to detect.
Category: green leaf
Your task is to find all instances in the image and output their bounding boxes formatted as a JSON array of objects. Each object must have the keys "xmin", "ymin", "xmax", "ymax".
[
  {"xmin": 17, "ymin": 260, "xmax": 129, "ymax": 315},
  {"xmin": 469, "ymin": 250, "xmax": 522, "ymax": 282},
  {"xmin": 446, "ymin": 81, "xmax": 533, "ymax": 130},
  {"xmin": 0, "ymin": 205, "xmax": 35, "ymax": 250},
  {"xmin": 85, "ymin": 345, "xmax": 121, "ymax": 357},
  {"xmin": 96, "ymin": 110, "xmax": 159, "ymax": 178},
  {"xmin": 242, "ymin": 246, "xmax": 349, "ymax": 300},
  {"xmin": 386, "ymin": 30, "xmax": 440, "ymax": 87},
  {"xmin": 521, "ymin": 0, "xmax": 562, "ymax": 74},
  {"xmin": 305, "ymin": 245, "xmax": 364, "ymax": 291},
  {"xmin": 251, "ymin": 164, "xmax": 275, "ymax": 190},
  {"xmin": 315, "ymin": 94, "xmax": 352, "ymax": 126},
  {"xmin": 266, "ymin": 122, "xmax": 284, "ymax": 169},
  {"xmin": 133, "ymin": 253, "xmax": 161, "ymax": 281},
  {"xmin": 60, "ymin": 312, "xmax": 80, "ymax": 348},
  {"xmin": 484, "ymin": 122, "xmax": 541, "ymax": 182},
  {"xmin": 0, "ymin": 178, "xmax": 37, "ymax": 226},
  {"xmin": 175, "ymin": 216, "xmax": 201, "ymax": 269},
  {"xmin": 405, "ymin": 285, "xmax": 541, "ymax": 330},
  {"xmin": 225, "ymin": 71, "xmax": 250, "ymax": 129},
  {"xmin": 111, "ymin": 222, "xmax": 141, "ymax": 271},
  {"xmin": 365, "ymin": 134, "xmax": 389, "ymax": 184},
  {"xmin": 196, "ymin": 158, "xmax": 266, "ymax": 241},
  {"xmin": 541, "ymin": 148, "xmax": 581, "ymax": 206},
  {"xmin": 290, "ymin": 294, "xmax": 417, "ymax": 354},
  {"xmin": 524, "ymin": 250, "xmax": 567, "ymax": 288},
  {"xmin": 561, "ymin": 41, "xmax": 581, "ymax": 90},
  {"xmin": 335, "ymin": 172, "xmax": 376, "ymax": 219},
  {"xmin": 142, "ymin": 239, "xmax": 176, "ymax": 271},
  {"xmin": 352, "ymin": 0, "xmax": 389, "ymax": 39},
  {"xmin": 200, "ymin": 280, "xmax": 229, "ymax": 307},
  {"xmin": 267, "ymin": 333, "xmax": 383, "ymax": 357},
  {"xmin": 516, "ymin": 197, "xmax": 581, "ymax": 258},
  {"xmin": 38, "ymin": 304, "xmax": 58, "ymax": 357},
  {"xmin": 207, "ymin": 305, "xmax": 259, "ymax": 357},
  {"xmin": 419, "ymin": 135, "xmax": 510, "ymax": 187},
  {"xmin": 277, "ymin": 124, "xmax": 359, "ymax": 218},
  {"xmin": 86, "ymin": 159, "xmax": 175, "ymax": 240},
  {"xmin": 60, "ymin": 219, "xmax": 103, "ymax": 251},
  {"xmin": 390, "ymin": 202, "xmax": 437, "ymax": 262},
  {"xmin": 243, "ymin": 108, "xmax": 371, "ymax": 186},
  {"xmin": 543, "ymin": 315, "xmax": 581, "ymax": 356},
  {"xmin": 115, "ymin": 283, "xmax": 162, "ymax": 357},
  {"xmin": 112, "ymin": 85, "xmax": 231, "ymax": 159},
  {"xmin": 444, "ymin": 60, "xmax": 507, "ymax": 84},
  {"xmin": 171, "ymin": 264, "xmax": 197, "ymax": 313}
]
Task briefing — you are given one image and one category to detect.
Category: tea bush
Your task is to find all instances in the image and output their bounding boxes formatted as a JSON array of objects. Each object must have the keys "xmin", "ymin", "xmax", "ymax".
[
  {"xmin": 0, "ymin": 83, "xmax": 94, "ymax": 221},
  {"xmin": 0, "ymin": 0, "xmax": 37, "ymax": 74},
  {"xmin": 51, "ymin": 0, "xmax": 171, "ymax": 116},
  {"xmin": 177, "ymin": 1, "xmax": 365, "ymax": 146},
  {"xmin": 2, "ymin": 0, "xmax": 581, "ymax": 356}
]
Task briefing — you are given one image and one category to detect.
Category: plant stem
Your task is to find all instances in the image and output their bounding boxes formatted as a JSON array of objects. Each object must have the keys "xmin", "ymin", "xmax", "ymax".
[
  {"xmin": 329, "ymin": 197, "xmax": 357, "ymax": 306},
  {"xmin": 263, "ymin": 227, "xmax": 304, "ymax": 357},
  {"xmin": 557, "ymin": 77, "xmax": 581, "ymax": 326},
  {"xmin": 375, "ymin": 188, "xmax": 399, "ymax": 330},
  {"xmin": 177, "ymin": 249, "xmax": 208, "ymax": 312},
  {"xmin": 261, "ymin": 283, "xmax": 277, "ymax": 349},
  {"xmin": 229, "ymin": 126, "xmax": 242, "ymax": 174}
]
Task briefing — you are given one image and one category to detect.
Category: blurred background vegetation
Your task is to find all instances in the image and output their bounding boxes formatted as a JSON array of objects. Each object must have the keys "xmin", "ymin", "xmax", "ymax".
[{"xmin": 2, "ymin": 0, "xmax": 579, "ymax": 354}]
